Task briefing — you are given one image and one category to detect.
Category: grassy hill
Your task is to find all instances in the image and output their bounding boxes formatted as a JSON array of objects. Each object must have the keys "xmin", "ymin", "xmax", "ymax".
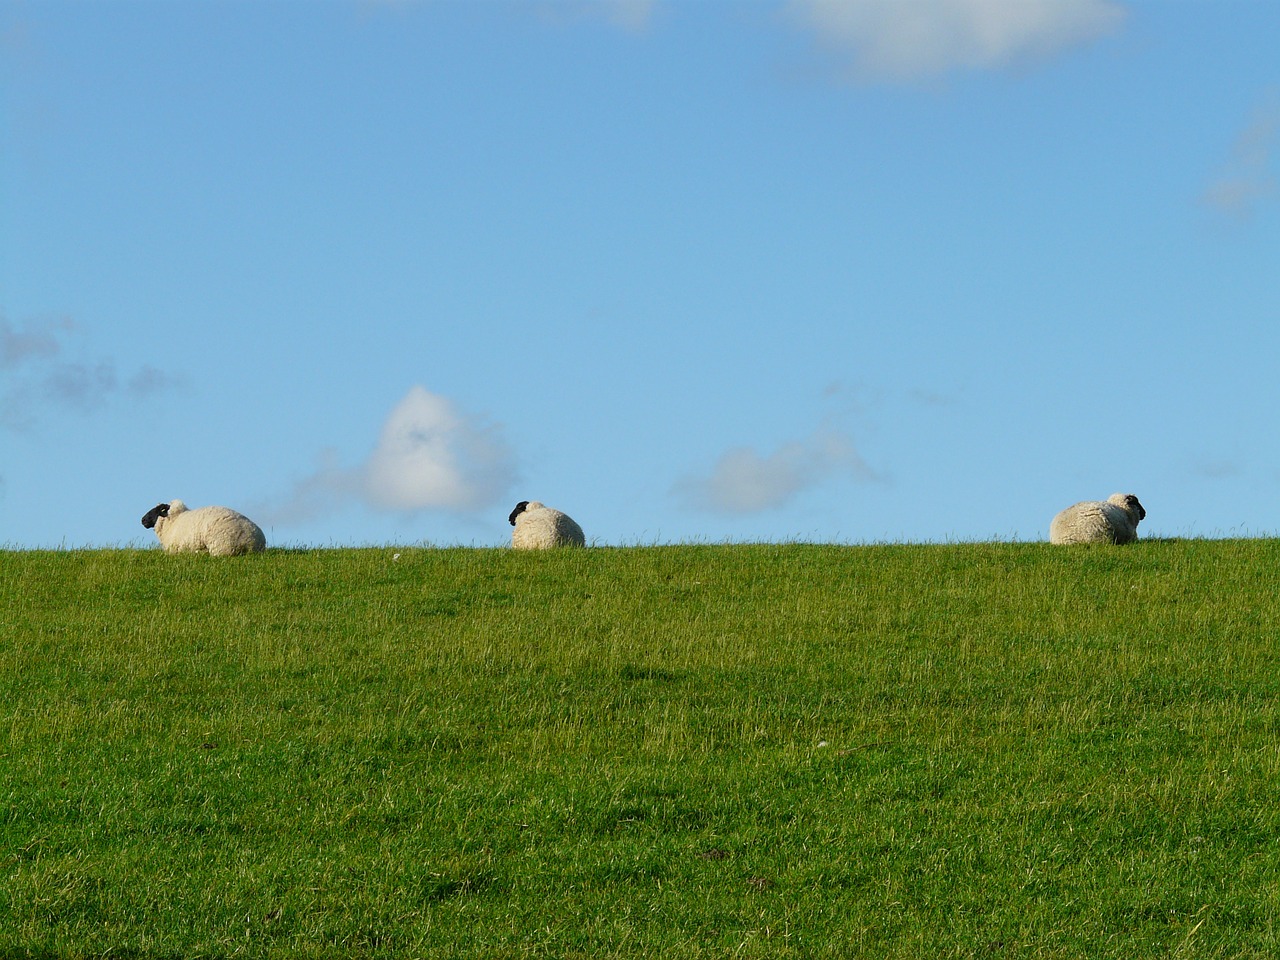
[{"xmin": 3, "ymin": 541, "xmax": 1280, "ymax": 958}]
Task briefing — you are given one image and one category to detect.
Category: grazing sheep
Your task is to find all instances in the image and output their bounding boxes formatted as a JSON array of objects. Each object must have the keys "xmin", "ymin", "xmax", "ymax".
[
  {"xmin": 141, "ymin": 499, "xmax": 266, "ymax": 556},
  {"xmin": 508, "ymin": 500, "xmax": 585, "ymax": 549},
  {"xmin": 1049, "ymin": 493, "xmax": 1146, "ymax": 545}
]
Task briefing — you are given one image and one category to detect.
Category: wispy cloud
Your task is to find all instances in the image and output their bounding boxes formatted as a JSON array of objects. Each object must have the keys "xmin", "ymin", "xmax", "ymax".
[
  {"xmin": 1186, "ymin": 456, "xmax": 1242, "ymax": 481},
  {"xmin": 1, "ymin": 315, "xmax": 72, "ymax": 367},
  {"xmin": 258, "ymin": 385, "xmax": 518, "ymax": 527},
  {"xmin": 1203, "ymin": 90, "xmax": 1280, "ymax": 220},
  {"xmin": 594, "ymin": 0, "xmax": 656, "ymax": 32},
  {"xmin": 784, "ymin": 0, "xmax": 1127, "ymax": 83},
  {"xmin": 908, "ymin": 387, "xmax": 962, "ymax": 407},
  {"xmin": 534, "ymin": 0, "xmax": 657, "ymax": 33},
  {"xmin": 673, "ymin": 426, "xmax": 881, "ymax": 514},
  {"xmin": 1, "ymin": 316, "xmax": 181, "ymax": 431}
]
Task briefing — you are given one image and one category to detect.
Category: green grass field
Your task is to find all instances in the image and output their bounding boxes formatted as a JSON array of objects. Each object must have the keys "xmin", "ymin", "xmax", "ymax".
[{"xmin": 3, "ymin": 541, "xmax": 1280, "ymax": 958}]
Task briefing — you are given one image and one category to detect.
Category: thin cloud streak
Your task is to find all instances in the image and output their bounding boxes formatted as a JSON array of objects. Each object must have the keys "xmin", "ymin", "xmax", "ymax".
[
  {"xmin": 1203, "ymin": 90, "xmax": 1280, "ymax": 220},
  {"xmin": 784, "ymin": 0, "xmax": 1127, "ymax": 82},
  {"xmin": 258, "ymin": 385, "xmax": 518, "ymax": 528},
  {"xmin": 534, "ymin": 0, "xmax": 657, "ymax": 33},
  {"xmin": 594, "ymin": 0, "xmax": 656, "ymax": 32},
  {"xmin": 673, "ymin": 426, "xmax": 882, "ymax": 514}
]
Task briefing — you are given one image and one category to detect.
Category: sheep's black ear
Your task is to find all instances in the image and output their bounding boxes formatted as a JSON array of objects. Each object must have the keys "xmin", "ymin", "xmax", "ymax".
[
  {"xmin": 508, "ymin": 501, "xmax": 529, "ymax": 526},
  {"xmin": 140, "ymin": 503, "xmax": 170, "ymax": 529}
]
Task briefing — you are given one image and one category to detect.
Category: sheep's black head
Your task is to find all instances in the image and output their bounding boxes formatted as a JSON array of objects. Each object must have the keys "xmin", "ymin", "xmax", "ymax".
[
  {"xmin": 141, "ymin": 503, "xmax": 170, "ymax": 529},
  {"xmin": 1125, "ymin": 495, "xmax": 1146, "ymax": 521},
  {"xmin": 508, "ymin": 501, "xmax": 530, "ymax": 526}
]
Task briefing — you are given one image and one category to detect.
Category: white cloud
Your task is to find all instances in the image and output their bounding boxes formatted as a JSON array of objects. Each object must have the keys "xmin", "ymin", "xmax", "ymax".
[
  {"xmin": 785, "ymin": 0, "xmax": 1127, "ymax": 82},
  {"xmin": 1203, "ymin": 90, "xmax": 1280, "ymax": 220},
  {"xmin": 365, "ymin": 385, "xmax": 514, "ymax": 511},
  {"xmin": 260, "ymin": 385, "xmax": 518, "ymax": 526},
  {"xmin": 673, "ymin": 427, "xmax": 880, "ymax": 514}
]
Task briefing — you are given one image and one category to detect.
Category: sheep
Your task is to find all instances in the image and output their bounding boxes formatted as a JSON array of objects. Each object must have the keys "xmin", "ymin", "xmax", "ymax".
[
  {"xmin": 508, "ymin": 500, "xmax": 585, "ymax": 549},
  {"xmin": 140, "ymin": 499, "xmax": 266, "ymax": 556},
  {"xmin": 1049, "ymin": 493, "xmax": 1146, "ymax": 545}
]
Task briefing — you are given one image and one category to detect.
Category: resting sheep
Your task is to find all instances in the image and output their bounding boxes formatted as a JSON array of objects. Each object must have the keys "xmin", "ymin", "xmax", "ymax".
[
  {"xmin": 1049, "ymin": 493, "xmax": 1145, "ymax": 545},
  {"xmin": 508, "ymin": 500, "xmax": 585, "ymax": 549},
  {"xmin": 141, "ymin": 499, "xmax": 266, "ymax": 556}
]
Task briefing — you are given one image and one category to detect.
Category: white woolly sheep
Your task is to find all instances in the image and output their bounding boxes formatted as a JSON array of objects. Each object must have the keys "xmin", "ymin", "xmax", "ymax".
[
  {"xmin": 140, "ymin": 499, "xmax": 266, "ymax": 556},
  {"xmin": 1049, "ymin": 493, "xmax": 1146, "ymax": 545},
  {"xmin": 508, "ymin": 500, "xmax": 585, "ymax": 549}
]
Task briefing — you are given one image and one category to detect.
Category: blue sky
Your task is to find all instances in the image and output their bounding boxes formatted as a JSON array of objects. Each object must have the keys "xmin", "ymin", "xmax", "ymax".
[{"xmin": 2, "ymin": 0, "xmax": 1277, "ymax": 548}]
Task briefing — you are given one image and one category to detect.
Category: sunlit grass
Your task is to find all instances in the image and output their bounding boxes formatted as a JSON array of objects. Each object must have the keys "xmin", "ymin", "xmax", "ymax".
[{"xmin": 3, "ymin": 541, "xmax": 1280, "ymax": 957}]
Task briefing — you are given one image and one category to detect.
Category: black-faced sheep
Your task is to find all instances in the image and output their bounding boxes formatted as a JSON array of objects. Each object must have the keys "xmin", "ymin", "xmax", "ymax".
[
  {"xmin": 508, "ymin": 500, "xmax": 585, "ymax": 549},
  {"xmin": 141, "ymin": 499, "xmax": 266, "ymax": 556},
  {"xmin": 1049, "ymin": 493, "xmax": 1145, "ymax": 545}
]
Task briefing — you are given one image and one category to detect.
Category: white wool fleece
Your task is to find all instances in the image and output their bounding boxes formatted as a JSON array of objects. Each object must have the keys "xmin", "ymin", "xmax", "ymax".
[
  {"xmin": 1049, "ymin": 493, "xmax": 1145, "ymax": 545},
  {"xmin": 148, "ymin": 499, "xmax": 267, "ymax": 556}
]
